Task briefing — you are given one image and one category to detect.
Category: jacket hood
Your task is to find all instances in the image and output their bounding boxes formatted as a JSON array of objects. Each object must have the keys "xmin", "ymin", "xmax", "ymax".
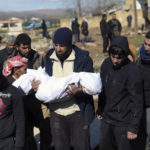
[{"xmin": 110, "ymin": 36, "xmax": 129, "ymax": 54}]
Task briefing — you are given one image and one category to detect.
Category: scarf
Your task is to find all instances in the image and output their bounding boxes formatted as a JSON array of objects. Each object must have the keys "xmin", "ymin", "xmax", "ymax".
[{"xmin": 140, "ymin": 45, "xmax": 150, "ymax": 64}]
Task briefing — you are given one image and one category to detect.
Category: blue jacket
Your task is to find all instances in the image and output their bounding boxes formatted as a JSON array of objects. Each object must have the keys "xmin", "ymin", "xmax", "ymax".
[{"xmin": 44, "ymin": 45, "xmax": 95, "ymax": 124}]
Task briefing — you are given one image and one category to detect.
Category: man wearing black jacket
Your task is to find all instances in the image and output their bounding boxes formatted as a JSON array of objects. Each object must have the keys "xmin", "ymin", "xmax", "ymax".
[
  {"xmin": 97, "ymin": 36, "xmax": 143, "ymax": 150},
  {"xmin": 136, "ymin": 31, "xmax": 150, "ymax": 150},
  {"xmin": 0, "ymin": 67, "xmax": 25, "ymax": 150},
  {"xmin": 100, "ymin": 14, "xmax": 109, "ymax": 53}
]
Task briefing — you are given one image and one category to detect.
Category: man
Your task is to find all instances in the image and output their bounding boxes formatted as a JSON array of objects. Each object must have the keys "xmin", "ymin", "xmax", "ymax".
[
  {"xmin": 71, "ymin": 17, "xmax": 80, "ymax": 44},
  {"xmin": 143, "ymin": 3, "xmax": 150, "ymax": 30},
  {"xmin": 32, "ymin": 27, "xmax": 95, "ymax": 150},
  {"xmin": 97, "ymin": 36, "xmax": 143, "ymax": 150},
  {"xmin": 81, "ymin": 17, "xmax": 89, "ymax": 47},
  {"xmin": 108, "ymin": 13, "xmax": 122, "ymax": 40},
  {"xmin": 0, "ymin": 35, "xmax": 16, "ymax": 66},
  {"xmin": 2, "ymin": 55, "xmax": 28, "ymax": 83},
  {"xmin": 127, "ymin": 14, "xmax": 132, "ymax": 28},
  {"xmin": 100, "ymin": 14, "xmax": 110, "ymax": 54},
  {"xmin": 15, "ymin": 33, "xmax": 42, "ymax": 69},
  {"xmin": 41, "ymin": 19, "xmax": 47, "ymax": 39},
  {"xmin": 136, "ymin": 31, "xmax": 150, "ymax": 150},
  {"xmin": 14, "ymin": 33, "xmax": 51, "ymax": 150},
  {"xmin": 0, "ymin": 66, "xmax": 25, "ymax": 150}
]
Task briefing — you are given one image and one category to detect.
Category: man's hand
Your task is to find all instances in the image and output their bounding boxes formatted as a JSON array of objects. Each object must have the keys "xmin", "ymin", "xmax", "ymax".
[
  {"xmin": 67, "ymin": 83, "xmax": 83, "ymax": 95},
  {"xmin": 31, "ymin": 79, "xmax": 41, "ymax": 92},
  {"xmin": 96, "ymin": 114, "xmax": 103, "ymax": 120},
  {"xmin": 127, "ymin": 131, "xmax": 137, "ymax": 140}
]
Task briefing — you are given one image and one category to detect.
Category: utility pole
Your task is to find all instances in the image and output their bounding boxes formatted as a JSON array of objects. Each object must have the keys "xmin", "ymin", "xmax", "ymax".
[
  {"xmin": 76, "ymin": 0, "xmax": 82, "ymax": 18},
  {"xmin": 133, "ymin": 0, "xmax": 138, "ymax": 33}
]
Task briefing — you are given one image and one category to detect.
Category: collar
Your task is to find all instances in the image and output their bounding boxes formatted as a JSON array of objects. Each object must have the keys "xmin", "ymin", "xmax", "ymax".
[{"xmin": 50, "ymin": 49, "xmax": 75, "ymax": 61}]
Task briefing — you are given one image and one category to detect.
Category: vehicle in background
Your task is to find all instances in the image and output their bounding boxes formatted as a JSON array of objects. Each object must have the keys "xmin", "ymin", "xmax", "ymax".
[{"xmin": 26, "ymin": 21, "xmax": 50, "ymax": 30}]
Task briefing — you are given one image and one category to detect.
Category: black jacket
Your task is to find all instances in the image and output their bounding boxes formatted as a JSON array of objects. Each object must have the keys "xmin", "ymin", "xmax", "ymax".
[
  {"xmin": 136, "ymin": 58, "xmax": 150, "ymax": 107},
  {"xmin": 98, "ymin": 58, "xmax": 143, "ymax": 134},
  {"xmin": 0, "ymin": 85, "xmax": 25, "ymax": 149},
  {"xmin": 100, "ymin": 19, "xmax": 109, "ymax": 36},
  {"xmin": 71, "ymin": 19, "xmax": 80, "ymax": 34}
]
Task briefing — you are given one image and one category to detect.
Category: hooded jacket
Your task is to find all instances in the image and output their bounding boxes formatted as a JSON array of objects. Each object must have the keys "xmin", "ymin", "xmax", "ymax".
[
  {"xmin": 98, "ymin": 36, "xmax": 143, "ymax": 134},
  {"xmin": 44, "ymin": 45, "xmax": 95, "ymax": 124}
]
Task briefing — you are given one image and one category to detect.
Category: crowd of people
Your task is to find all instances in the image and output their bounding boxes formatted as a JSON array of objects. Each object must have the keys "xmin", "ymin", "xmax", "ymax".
[{"xmin": 0, "ymin": 11, "xmax": 150, "ymax": 150}]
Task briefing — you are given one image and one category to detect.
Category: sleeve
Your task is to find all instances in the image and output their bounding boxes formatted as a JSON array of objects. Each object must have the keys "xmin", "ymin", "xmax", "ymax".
[
  {"xmin": 127, "ymin": 66, "xmax": 143, "ymax": 134},
  {"xmin": 96, "ymin": 64, "xmax": 105, "ymax": 115},
  {"xmin": 12, "ymin": 90, "xmax": 25, "ymax": 148}
]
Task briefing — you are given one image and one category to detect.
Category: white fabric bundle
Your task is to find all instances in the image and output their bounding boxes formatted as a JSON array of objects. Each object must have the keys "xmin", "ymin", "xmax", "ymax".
[
  {"xmin": 12, "ymin": 67, "xmax": 49, "ymax": 95},
  {"xmin": 79, "ymin": 72, "xmax": 102, "ymax": 95},
  {"xmin": 13, "ymin": 67, "xmax": 102, "ymax": 103}
]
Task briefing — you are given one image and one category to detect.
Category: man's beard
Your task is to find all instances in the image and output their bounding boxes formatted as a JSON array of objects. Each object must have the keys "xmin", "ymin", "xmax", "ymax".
[
  {"xmin": 56, "ymin": 49, "xmax": 72, "ymax": 62},
  {"xmin": 18, "ymin": 49, "xmax": 28, "ymax": 59}
]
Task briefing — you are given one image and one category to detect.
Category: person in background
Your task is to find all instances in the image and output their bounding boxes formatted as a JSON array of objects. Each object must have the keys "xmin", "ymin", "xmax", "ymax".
[
  {"xmin": 32, "ymin": 27, "xmax": 95, "ymax": 150},
  {"xmin": 81, "ymin": 17, "xmax": 89, "ymax": 47},
  {"xmin": 14, "ymin": 33, "xmax": 51, "ymax": 150},
  {"xmin": 71, "ymin": 17, "xmax": 80, "ymax": 44},
  {"xmin": 97, "ymin": 36, "xmax": 143, "ymax": 150},
  {"xmin": 108, "ymin": 13, "xmax": 122, "ymax": 41},
  {"xmin": 127, "ymin": 14, "xmax": 132, "ymax": 28},
  {"xmin": 0, "ymin": 65, "xmax": 25, "ymax": 150},
  {"xmin": 143, "ymin": 3, "xmax": 150, "ymax": 30},
  {"xmin": 41, "ymin": 19, "xmax": 47, "ymax": 39},
  {"xmin": 0, "ymin": 35, "xmax": 16, "ymax": 66},
  {"xmin": 100, "ymin": 14, "xmax": 110, "ymax": 54}
]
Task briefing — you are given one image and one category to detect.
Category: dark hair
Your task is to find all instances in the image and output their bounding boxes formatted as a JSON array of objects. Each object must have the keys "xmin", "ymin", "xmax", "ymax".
[
  {"xmin": 109, "ymin": 46, "xmax": 127, "ymax": 58},
  {"xmin": 15, "ymin": 33, "xmax": 31, "ymax": 46},
  {"xmin": 145, "ymin": 31, "xmax": 150, "ymax": 39}
]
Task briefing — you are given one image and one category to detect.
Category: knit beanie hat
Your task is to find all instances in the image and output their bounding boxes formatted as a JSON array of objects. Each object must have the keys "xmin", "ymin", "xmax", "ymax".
[{"xmin": 53, "ymin": 27, "xmax": 72, "ymax": 46}]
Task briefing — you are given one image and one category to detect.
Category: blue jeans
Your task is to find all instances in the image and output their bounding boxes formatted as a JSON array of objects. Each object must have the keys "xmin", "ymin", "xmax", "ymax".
[
  {"xmin": 50, "ymin": 111, "xmax": 90, "ymax": 150},
  {"xmin": 146, "ymin": 107, "xmax": 150, "ymax": 150}
]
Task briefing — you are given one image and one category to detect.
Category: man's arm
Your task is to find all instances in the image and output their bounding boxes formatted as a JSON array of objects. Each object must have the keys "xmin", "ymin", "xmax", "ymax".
[
  {"xmin": 126, "ymin": 66, "xmax": 143, "ymax": 138},
  {"xmin": 13, "ymin": 90, "xmax": 25, "ymax": 149}
]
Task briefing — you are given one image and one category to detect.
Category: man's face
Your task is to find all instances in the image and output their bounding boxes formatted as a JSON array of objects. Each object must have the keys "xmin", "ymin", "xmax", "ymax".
[
  {"xmin": 17, "ymin": 44, "xmax": 31, "ymax": 57},
  {"xmin": 112, "ymin": 14, "xmax": 116, "ymax": 19},
  {"xmin": 144, "ymin": 38, "xmax": 150, "ymax": 55},
  {"xmin": 7, "ymin": 42, "xmax": 16, "ymax": 51},
  {"xmin": 110, "ymin": 54, "xmax": 124, "ymax": 67},
  {"xmin": 14, "ymin": 66, "xmax": 27, "ymax": 79},
  {"xmin": 54, "ymin": 43, "xmax": 68, "ymax": 58}
]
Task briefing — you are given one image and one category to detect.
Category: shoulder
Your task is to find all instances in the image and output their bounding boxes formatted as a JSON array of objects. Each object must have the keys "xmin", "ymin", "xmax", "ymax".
[
  {"xmin": 126, "ymin": 61, "xmax": 141, "ymax": 77},
  {"xmin": 73, "ymin": 45, "xmax": 89, "ymax": 57},
  {"xmin": 6, "ymin": 85, "xmax": 22, "ymax": 98},
  {"xmin": 0, "ymin": 48, "xmax": 7, "ymax": 55}
]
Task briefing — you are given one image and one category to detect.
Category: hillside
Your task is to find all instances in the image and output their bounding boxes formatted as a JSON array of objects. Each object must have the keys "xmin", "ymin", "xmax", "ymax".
[{"xmin": 0, "ymin": 9, "xmax": 74, "ymax": 19}]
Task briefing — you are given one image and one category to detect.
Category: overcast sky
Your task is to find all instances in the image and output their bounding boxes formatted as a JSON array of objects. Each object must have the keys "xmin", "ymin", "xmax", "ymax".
[
  {"xmin": 0, "ymin": 0, "xmax": 126, "ymax": 12},
  {"xmin": 0, "ymin": 0, "xmax": 72, "ymax": 11}
]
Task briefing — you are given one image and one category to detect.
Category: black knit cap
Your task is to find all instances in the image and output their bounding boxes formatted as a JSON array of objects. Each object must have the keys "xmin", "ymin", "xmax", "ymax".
[{"xmin": 53, "ymin": 27, "xmax": 72, "ymax": 46}]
